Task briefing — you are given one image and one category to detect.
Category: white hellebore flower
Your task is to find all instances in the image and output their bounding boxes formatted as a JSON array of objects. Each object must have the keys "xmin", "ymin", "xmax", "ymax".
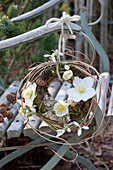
[
  {"xmin": 22, "ymin": 82, "xmax": 37, "ymax": 107},
  {"xmin": 44, "ymin": 49, "xmax": 63, "ymax": 62},
  {"xmin": 56, "ymin": 124, "xmax": 71, "ymax": 137},
  {"xmin": 64, "ymin": 65, "xmax": 70, "ymax": 70},
  {"xmin": 63, "ymin": 70, "xmax": 73, "ymax": 80},
  {"xmin": 73, "ymin": 121, "xmax": 89, "ymax": 136},
  {"xmin": 54, "ymin": 100, "xmax": 69, "ymax": 117},
  {"xmin": 67, "ymin": 76, "xmax": 96, "ymax": 102}
]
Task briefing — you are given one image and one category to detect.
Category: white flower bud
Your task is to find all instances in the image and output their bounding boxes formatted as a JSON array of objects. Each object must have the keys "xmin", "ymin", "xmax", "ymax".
[{"xmin": 64, "ymin": 65, "xmax": 70, "ymax": 70}]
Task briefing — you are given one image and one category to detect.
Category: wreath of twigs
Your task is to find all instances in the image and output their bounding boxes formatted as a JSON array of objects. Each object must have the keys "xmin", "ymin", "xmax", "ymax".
[
  {"xmin": 17, "ymin": 54, "xmax": 109, "ymax": 137},
  {"xmin": 16, "ymin": 50, "xmax": 111, "ymax": 167}
]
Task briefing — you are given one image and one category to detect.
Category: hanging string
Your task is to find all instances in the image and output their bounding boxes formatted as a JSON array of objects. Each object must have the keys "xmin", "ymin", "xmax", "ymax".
[
  {"xmin": 59, "ymin": 31, "xmax": 76, "ymax": 59},
  {"xmin": 45, "ymin": 12, "xmax": 80, "ymax": 81},
  {"xmin": 46, "ymin": 12, "xmax": 80, "ymax": 54}
]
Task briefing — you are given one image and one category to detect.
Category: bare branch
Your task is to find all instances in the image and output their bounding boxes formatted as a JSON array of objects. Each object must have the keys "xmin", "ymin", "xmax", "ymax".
[{"xmin": 11, "ymin": 0, "xmax": 65, "ymax": 22}]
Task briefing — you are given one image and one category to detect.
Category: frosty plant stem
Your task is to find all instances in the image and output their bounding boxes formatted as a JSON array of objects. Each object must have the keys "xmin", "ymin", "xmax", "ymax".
[{"xmin": 35, "ymin": 112, "xmax": 58, "ymax": 130}]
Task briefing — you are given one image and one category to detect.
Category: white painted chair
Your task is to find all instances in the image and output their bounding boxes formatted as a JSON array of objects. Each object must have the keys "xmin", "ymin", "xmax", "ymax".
[{"xmin": 0, "ymin": 1, "xmax": 111, "ymax": 169}]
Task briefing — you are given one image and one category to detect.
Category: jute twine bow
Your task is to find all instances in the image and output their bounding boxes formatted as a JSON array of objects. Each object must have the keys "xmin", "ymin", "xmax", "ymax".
[
  {"xmin": 46, "ymin": 12, "xmax": 80, "ymax": 55},
  {"xmin": 46, "ymin": 11, "xmax": 80, "ymax": 35}
]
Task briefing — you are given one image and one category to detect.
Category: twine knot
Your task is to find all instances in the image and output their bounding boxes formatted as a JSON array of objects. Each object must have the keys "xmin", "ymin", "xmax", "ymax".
[
  {"xmin": 46, "ymin": 12, "xmax": 80, "ymax": 35},
  {"xmin": 63, "ymin": 31, "xmax": 76, "ymax": 41},
  {"xmin": 61, "ymin": 12, "xmax": 71, "ymax": 24},
  {"xmin": 61, "ymin": 12, "xmax": 80, "ymax": 24}
]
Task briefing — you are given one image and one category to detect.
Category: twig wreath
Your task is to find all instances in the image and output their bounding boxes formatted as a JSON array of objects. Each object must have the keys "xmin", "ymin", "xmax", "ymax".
[{"xmin": 17, "ymin": 12, "xmax": 110, "ymax": 165}]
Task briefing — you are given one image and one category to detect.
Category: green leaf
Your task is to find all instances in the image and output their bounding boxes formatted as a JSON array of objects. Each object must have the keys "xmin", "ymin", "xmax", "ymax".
[
  {"xmin": 48, "ymin": 66, "xmax": 55, "ymax": 74},
  {"xmin": 71, "ymin": 76, "xmax": 74, "ymax": 80}
]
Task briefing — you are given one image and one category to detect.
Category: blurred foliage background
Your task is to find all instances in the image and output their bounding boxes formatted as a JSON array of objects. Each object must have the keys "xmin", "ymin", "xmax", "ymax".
[
  {"xmin": 0, "ymin": 0, "xmax": 113, "ymax": 87},
  {"xmin": 0, "ymin": 0, "xmax": 59, "ymax": 85}
]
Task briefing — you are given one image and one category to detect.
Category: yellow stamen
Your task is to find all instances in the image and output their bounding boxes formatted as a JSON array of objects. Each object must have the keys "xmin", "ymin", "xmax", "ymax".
[
  {"xmin": 77, "ymin": 85, "xmax": 86, "ymax": 94},
  {"xmin": 57, "ymin": 104, "xmax": 66, "ymax": 113},
  {"xmin": 24, "ymin": 88, "xmax": 33, "ymax": 99},
  {"xmin": 64, "ymin": 72, "xmax": 71, "ymax": 79}
]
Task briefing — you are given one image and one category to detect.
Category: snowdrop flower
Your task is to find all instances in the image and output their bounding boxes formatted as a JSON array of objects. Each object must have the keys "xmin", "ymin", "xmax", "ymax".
[
  {"xmin": 63, "ymin": 70, "xmax": 73, "ymax": 80},
  {"xmin": 64, "ymin": 124, "xmax": 71, "ymax": 132},
  {"xmin": 54, "ymin": 100, "xmax": 69, "ymax": 117},
  {"xmin": 64, "ymin": 65, "xmax": 70, "ymax": 70},
  {"xmin": 72, "ymin": 121, "xmax": 89, "ymax": 136},
  {"xmin": 56, "ymin": 124, "xmax": 71, "ymax": 137},
  {"xmin": 56, "ymin": 129, "xmax": 65, "ymax": 137},
  {"xmin": 54, "ymin": 49, "xmax": 63, "ymax": 57},
  {"xmin": 44, "ymin": 49, "xmax": 63, "ymax": 62},
  {"xmin": 67, "ymin": 76, "xmax": 96, "ymax": 102},
  {"xmin": 22, "ymin": 82, "xmax": 37, "ymax": 107},
  {"xmin": 44, "ymin": 53, "xmax": 56, "ymax": 62}
]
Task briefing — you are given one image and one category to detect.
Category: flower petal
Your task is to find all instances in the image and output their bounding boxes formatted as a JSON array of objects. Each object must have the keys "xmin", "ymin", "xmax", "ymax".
[
  {"xmin": 82, "ymin": 126, "xmax": 89, "ymax": 130},
  {"xmin": 25, "ymin": 100, "xmax": 33, "ymax": 108},
  {"xmin": 77, "ymin": 128, "xmax": 82, "ymax": 136},
  {"xmin": 26, "ymin": 81, "xmax": 32, "ymax": 87},
  {"xmin": 86, "ymin": 88, "xmax": 96, "ymax": 97},
  {"xmin": 73, "ymin": 121, "xmax": 80, "ymax": 127},
  {"xmin": 67, "ymin": 98, "xmax": 73, "ymax": 104},
  {"xmin": 59, "ymin": 52, "xmax": 64, "ymax": 56},
  {"xmin": 44, "ymin": 54, "xmax": 50, "ymax": 57},
  {"xmin": 78, "ymin": 93, "xmax": 90, "ymax": 102},
  {"xmin": 67, "ymin": 88, "xmax": 81, "ymax": 102},
  {"xmin": 64, "ymin": 65, "xmax": 70, "ymax": 70},
  {"xmin": 54, "ymin": 101, "xmax": 69, "ymax": 117},
  {"xmin": 56, "ymin": 129, "xmax": 65, "ymax": 137},
  {"xmin": 68, "ymin": 122, "xmax": 74, "ymax": 126},
  {"xmin": 23, "ymin": 82, "xmax": 37, "ymax": 107},
  {"xmin": 83, "ymin": 77, "xmax": 94, "ymax": 87},
  {"xmin": 51, "ymin": 55, "xmax": 56, "ymax": 62},
  {"xmin": 63, "ymin": 70, "xmax": 73, "ymax": 80},
  {"xmin": 55, "ymin": 107, "xmax": 68, "ymax": 117},
  {"xmin": 73, "ymin": 77, "xmax": 83, "ymax": 88},
  {"xmin": 58, "ymin": 100, "xmax": 69, "ymax": 105},
  {"xmin": 67, "ymin": 127, "xmax": 71, "ymax": 132}
]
